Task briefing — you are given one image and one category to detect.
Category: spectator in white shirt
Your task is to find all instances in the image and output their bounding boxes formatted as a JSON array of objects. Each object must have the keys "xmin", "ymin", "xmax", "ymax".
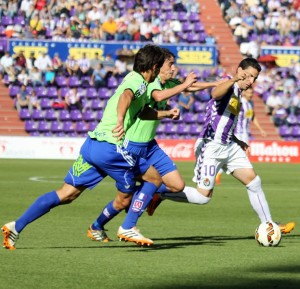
[
  {"xmin": 78, "ymin": 52, "xmax": 91, "ymax": 77},
  {"xmin": 34, "ymin": 52, "xmax": 52, "ymax": 75},
  {"xmin": 0, "ymin": 51, "xmax": 13, "ymax": 76}
]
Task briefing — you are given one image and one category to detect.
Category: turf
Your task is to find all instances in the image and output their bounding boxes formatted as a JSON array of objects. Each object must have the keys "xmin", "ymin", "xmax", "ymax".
[{"xmin": 0, "ymin": 159, "xmax": 299, "ymax": 289}]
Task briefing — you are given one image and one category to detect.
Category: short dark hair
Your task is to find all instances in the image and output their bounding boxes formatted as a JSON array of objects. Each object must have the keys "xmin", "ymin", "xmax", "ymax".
[
  {"xmin": 238, "ymin": 57, "xmax": 261, "ymax": 72},
  {"xmin": 133, "ymin": 44, "xmax": 164, "ymax": 73},
  {"xmin": 161, "ymin": 47, "xmax": 175, "ymax": 61}
]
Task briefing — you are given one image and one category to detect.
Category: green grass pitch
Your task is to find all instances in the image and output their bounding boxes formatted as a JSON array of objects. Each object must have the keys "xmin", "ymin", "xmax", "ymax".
[{"xmin": 0, "ymin": 159, "xmax": 299, "ymax": 289}]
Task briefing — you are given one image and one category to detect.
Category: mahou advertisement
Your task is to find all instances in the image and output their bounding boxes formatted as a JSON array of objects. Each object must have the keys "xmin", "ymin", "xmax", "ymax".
[
  {"xmin": 157, "ymin": 139, "xmax": 300, "ymax": 163},
  {"xmin": 0, "ymin": 137, "xmax": 299, "ymax": 163}
]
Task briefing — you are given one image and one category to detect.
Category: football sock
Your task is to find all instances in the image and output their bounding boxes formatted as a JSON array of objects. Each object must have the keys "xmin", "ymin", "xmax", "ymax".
[
  {"xmin": 122, "ymin": 182, "xmax": 158, "ymax": 229},
  {"xmin": 91, "ymin": 201, "xmax": 120, "ymax": 230},
  {"xmin": 246, "ymin": 175, "xmax": 272, "ymax": 223},
  {"xmin": 160, "ymin": 186, "xmax": 211, "ymax": 204},
  {"xmin": 15, "ymin": 191, "xmax": 61, "ymax": 233},
  {"xmin": 157, "ymin": 183, "xmax": 167, "ymax": 194}
]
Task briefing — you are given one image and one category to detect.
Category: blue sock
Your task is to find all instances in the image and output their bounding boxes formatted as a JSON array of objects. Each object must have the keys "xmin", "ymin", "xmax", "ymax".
[
  {"xmin": 157, "ymin": 183, "xmax": 169, "ymax": 194},
  {"xmin": 91, "ymin": 201, "xmax": 120, "ymax": 230},
  {"xmin": 122, "ymin": 182, "xmax": 158, "ymax": 229},
  {"xmin": 15, "ymin": 191, "xmax": 61, "ymax": 233}
]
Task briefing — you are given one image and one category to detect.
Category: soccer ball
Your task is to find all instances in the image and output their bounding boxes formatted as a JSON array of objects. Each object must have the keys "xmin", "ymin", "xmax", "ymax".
[{"xmin": 255, "ymin": 221, "xmax": 282, "ymax": 247}]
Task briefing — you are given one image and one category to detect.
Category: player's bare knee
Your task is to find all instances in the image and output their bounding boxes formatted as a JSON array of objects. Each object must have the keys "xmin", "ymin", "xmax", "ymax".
[
  {"xmin": 142, "ymin": 167, "xmax": 162, "ymax": 187},
  {"xmin": 114, "ymin": 193, "xmax": 132, "ymax": 210},
  {"xmin": 167, "ymin": 181, "xmax": 185, "ymax": 193}
]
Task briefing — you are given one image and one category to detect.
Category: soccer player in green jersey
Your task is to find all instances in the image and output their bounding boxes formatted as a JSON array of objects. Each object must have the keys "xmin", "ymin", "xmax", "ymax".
[
  {"xmin": 2, "ymin": 44, "xmax": 166, "ymax": 250},
  {"xmin": 88, "ymin": 48, "xmax": 223, "ymax": 245}
]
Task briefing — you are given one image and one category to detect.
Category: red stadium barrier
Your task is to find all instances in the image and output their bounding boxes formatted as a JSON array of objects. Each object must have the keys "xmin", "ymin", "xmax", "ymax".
[{"xmin": 156, "ymin": 139, "xmax": 300, "ymax": 163}]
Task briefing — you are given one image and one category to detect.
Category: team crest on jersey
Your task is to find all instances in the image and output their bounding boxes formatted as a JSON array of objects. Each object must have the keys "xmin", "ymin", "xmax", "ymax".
[
  {"xmin": 228, "ymin": 95, "xmax": 241, "ymax": 116},
  {"xmin": 203, "ymin": 178, "xmax": 210, "ymax": 186},
  {"xmin": 138, "ymin": 83, "xmax": 147, "ymax": 95},
  {"xmin": 245, "ymin": 109, "xmax": 254, "ymax": 119}
]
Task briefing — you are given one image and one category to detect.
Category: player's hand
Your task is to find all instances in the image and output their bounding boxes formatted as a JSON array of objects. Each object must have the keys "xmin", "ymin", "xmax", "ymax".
[
  {"xmin": 238, "ymin": 140, "xmax": 250, "ymax": 155},
  {"xmin": 168, "ymin": 107, "xmax": 180, "ymax": 120},
  {"xmin": 260, "ymin": 129, "xmax": 267, "ymax": 137},
  {"xmin": 234, "ymin": 69, "xmax": 250, "ymax": 82},
  {"xmin": 112, "ymin": 121, "xmax": 125, "ymax": 141},
  {"xmin": 184, "ymin": 72, "xmax": 197, "ymax": 88}
]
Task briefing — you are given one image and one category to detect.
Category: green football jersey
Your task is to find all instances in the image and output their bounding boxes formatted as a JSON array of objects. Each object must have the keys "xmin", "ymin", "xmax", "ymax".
[
  {"xmin": 125, "ymin": 77, "xmax": 181, "ymax": 143},
  {"xmin": 88, "ymin": 71, "xmax": 148, "ymax": 145}
]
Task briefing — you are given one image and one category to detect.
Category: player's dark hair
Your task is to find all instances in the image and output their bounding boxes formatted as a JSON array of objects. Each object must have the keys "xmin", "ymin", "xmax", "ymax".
[
  {"xmin": 161, "ymin": 47, "xmax": 176, "ymax": 61},
  {"xmin": 238, "ymin": 57, "xmax": 261, "ymax": 72},
  {"xmin": 133, "ymin": 44, "xmax": 164, "ymax": 73}
]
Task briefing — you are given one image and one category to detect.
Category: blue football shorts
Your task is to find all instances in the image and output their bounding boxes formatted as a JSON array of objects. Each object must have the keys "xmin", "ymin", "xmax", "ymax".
[
  {"xmin": 124, "ymin": 139, "xmax": 177, "ymax": 177},
  {"xmin": 64, "ymin": 137, "xmax": 150, "ymax": 193}
]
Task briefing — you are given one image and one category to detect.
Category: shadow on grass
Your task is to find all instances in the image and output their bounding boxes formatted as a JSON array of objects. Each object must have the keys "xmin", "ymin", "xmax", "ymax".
[{"xmin": 16, "ymin": 234, "xmax": 299, "ymax": 251}]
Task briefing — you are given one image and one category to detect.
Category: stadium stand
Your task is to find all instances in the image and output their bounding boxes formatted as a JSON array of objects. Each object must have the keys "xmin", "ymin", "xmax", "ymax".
[{"xmin": 0, "ymin": 0, "xmax": 299, "ymax": 141}]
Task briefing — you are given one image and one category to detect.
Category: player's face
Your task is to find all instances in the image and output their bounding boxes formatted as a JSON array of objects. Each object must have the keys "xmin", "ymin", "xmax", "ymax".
[
  {"xmin": 149, "ymin": 64, "xmax": 161, "ymax": 82},
  {"xmin": 240, "ymin": 67, "xmax": 259, "ymax": 90},
  {"xmin": 159, "ymin": 57, "xmax": 175, "ymax": 82}
]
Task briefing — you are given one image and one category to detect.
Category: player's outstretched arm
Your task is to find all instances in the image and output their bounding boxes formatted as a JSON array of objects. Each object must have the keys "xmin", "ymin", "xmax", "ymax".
[
  {"xmin": 253, "ymin": 116, "xmax": 267, "ymax": 137},
  {"xmin": 139, "ymin": 106, "xmax": 180, "ymax": 120},
  {"xmin": 187, "ymin": 78, "xmax": 227, "ymax": 92},
  {"xmin": 152, "ymin": 72, "xmax": 197, "ymax": 102}
]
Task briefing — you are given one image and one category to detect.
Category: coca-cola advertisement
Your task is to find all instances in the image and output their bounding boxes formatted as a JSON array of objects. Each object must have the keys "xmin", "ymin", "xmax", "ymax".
[{"xmin": 157, "ymin": 139, "xmax": 300, "ymax": 163}]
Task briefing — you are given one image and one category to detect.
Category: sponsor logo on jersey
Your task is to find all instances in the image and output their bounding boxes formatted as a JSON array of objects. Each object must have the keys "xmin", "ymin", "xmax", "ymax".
[{"xmin": 132, "ymin": 200, "xmax": 144, "ymax": 212}]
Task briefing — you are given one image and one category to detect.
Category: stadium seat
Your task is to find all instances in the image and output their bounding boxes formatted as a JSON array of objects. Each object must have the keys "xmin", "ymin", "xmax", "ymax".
[
  {"xmin": 68, "ymin": 76, "xmax": 80, "ymax": 88},
  {"xmin": 44, "ymin": 109, "xmax": 57, "ymax": 121},
  {"xmin": 76, "ymin": 121, "xmax": 88, "ymax": 134},
  {"xmin": 107, "ymin": 76, "xmax": 118, "ymax": 89},
  {"xmin": 55, "ymin": 75, "xmax": 68, "ymax": 87},
  {"xmin": 19, "ymin": 108, "xmax": 31, "ymax": 120},
  {"xmin": 37, "ymin": 120, "xmax": 50, "ymax": 133},
  {"xmin": 40, "ymin": 98, "xmax": 52, "ymax": 110},
  {"xmin": 63, "ymin": 121, "xmax": 75, "ymax": 134},
  {"xmin": 50, "ymin": 120, "xmax": 63, "ymax": 134},
  {"xmin": 96, "ymin": 110, "xmax": 103, "ymax": 121},
  {"xmin": 59, "ymin": 87, "xmax": 70, "ymax": 98},
  {"xmin": 35, "ymin": 86, "xmax": 47, "ymax": 98},
  {"xmin": 183, "ymin": 112, "xmax": 196, "ymax": 124},
  {"xmin": 13, "ymin": 16, "xmax": 25, "ymax": 26},
  {"xmin": 59, "ymin": 110, "xmax": 71, "ymax": 122},
  {"xmin": 47, "ymin": 86, "xmax": 58, "ymax": 99},
  {"xmin": 98, "ymin": 87, "xmax": 111, "ymax": 99},
  {"xmin": 83, "ymin": 110, "xmax": 95, "ymax": 122},
  {"xmin": 70, "ymin": 109, "xmax": 83, "ymax": 122},
  {"xmin": 86, "ymin": 87, "xmax": 98, "ymax": 99},
  {"xmin": 177, "ymin": 123, "xmax": 189, "ymax": 135},
  {"xmin": 1, "ymin": 16, "xmax": 13, "ymax": 26},
  {"xmin": 279, "ymin": 125, "xmax": 291, "ymax": 138},
  {"xmin": 88, "ymin": 121, "xmax": 98, "ymax": 131},
  {"xmin": 189, "ymin": 124, "xmax": 200, "ymax": 135},
  {"xmin": 164, "ymin": 123, "xmax": 176, "ymax": 134},
  {"xmin": 9, "ymin": 85, "xmax": 20, "ymax": 98},
  {"xmin": 91, "ymin": 99, "xmax": 102, "ymax": 110},
  {"xmin": 24, "ymin": 120, "xmax": 37, "ymax": 133},
  {"xmin": 291, "ymin": 126, "xmax": 300, "ymax": 138},
  {"xmin": 196, "ymin": 113, "xmax": 206, "ymax": 124},
  {"xmin": 31, "ymin": 109, "xmax": 44, "ymax": 121}
]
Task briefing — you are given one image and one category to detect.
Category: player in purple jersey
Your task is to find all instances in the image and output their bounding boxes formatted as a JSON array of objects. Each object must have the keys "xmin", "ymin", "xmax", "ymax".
[
  {"xmin": 216, "ymin": 86, "xmax": 267, "ymax": 185},
  {"xmin": 147, "ymin": 58, "xmax": 295, "ymax": 235}
]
